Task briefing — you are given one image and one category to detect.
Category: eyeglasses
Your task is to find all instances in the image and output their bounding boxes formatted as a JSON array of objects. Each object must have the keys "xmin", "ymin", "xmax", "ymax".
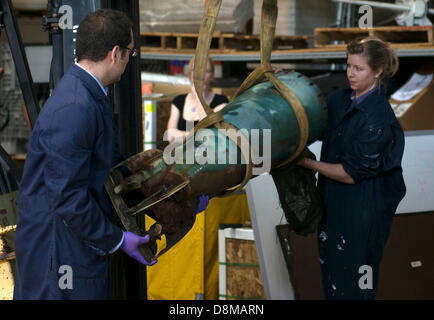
[{"xmin": 118, "ymin": 45, "xmax": 137, "ymax": 57}]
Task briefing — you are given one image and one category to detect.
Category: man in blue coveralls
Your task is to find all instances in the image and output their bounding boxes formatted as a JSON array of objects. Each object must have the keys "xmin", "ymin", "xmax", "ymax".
[{"xmin": 14, "ymin": 9, "xmax": 158, "ymax": 300}]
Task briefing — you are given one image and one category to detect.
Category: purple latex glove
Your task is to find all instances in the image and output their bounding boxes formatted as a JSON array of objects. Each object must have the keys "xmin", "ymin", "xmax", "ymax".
[
  {"xmin": 196, "ymin": 195, "xmax": 210, "ymax": 214},
  {"xmin": 120, "ymin": 231, "xmax": 157, "ymax": 266}
]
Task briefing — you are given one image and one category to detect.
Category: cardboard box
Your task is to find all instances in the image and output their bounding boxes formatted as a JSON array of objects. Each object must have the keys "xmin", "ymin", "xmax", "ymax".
[{"xmin": 390, "ymin": 66, "xmax": 434, "ymax": 131}]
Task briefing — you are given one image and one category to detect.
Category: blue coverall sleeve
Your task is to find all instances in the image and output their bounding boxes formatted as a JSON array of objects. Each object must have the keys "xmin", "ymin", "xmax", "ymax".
[
  {"xmin": 42, "ymin": 103, "xmax": 123, "ymax": 255},
  {"xmin": 340, "ymin": 118, "xmax": 391, "ymax": 184}
]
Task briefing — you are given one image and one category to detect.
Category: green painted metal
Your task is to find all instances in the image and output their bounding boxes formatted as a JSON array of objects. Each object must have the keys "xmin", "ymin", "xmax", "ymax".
[
  {"xmin": 170, "ymin": 71, "xmax": 328, "ymax": 179},
  {"xmin": 105, "ymin": 71, "xmax": 328, "ymax": 262}
]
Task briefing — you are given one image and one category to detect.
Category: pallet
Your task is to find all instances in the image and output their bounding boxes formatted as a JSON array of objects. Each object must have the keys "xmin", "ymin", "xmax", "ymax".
[
  {"xmin": 141, "ymin": 31, "xmax": 312, "ymax": 53},
  {"xmin": 314, "ymin": 26, "xmax": 434, "ymax": 48}
]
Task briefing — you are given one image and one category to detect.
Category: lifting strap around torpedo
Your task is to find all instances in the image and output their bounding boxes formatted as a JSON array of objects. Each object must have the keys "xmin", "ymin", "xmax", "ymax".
[{"xmin": 192, "ymin": 0, "xmax": 310, "ymax": 195}]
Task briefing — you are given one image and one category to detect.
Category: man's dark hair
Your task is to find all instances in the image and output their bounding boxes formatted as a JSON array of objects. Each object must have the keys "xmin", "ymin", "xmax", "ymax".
[{"xmin": 76, "ymin": 9, "xmax": 133, "ymax": 62}]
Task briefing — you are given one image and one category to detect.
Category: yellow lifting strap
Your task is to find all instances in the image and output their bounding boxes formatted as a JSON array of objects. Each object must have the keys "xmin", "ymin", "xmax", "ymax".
[{"xmin": 192, "ymin": 0, "xmax": 310, "ymax": 194}]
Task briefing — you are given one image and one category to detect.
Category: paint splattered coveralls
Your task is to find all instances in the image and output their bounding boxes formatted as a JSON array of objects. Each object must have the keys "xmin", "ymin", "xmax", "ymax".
[{"xmin": 317, "ymin": 87, "xmax": 406, "ymax": 299}]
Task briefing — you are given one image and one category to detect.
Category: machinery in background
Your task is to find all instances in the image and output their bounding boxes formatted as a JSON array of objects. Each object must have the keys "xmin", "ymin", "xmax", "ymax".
[
  {"xmin": 0, "ymin": 0, "xmax": 39, "ymax": 130},
  {"xmin": 42, "ymin": 0, "xmax": 102, "ymax": 90},
  {"xmin": 333, "ymin": 0, "xmax": 434, "ymax": 27},
  {"xmin": 0, "ymin": 145, "xmax": 19, "ymax": 300},
  {"xmin": 0, "ymin": 0, "xmax": 40, "ymax": 300},
  {"xmin": 0, "ymin": 0, "xmax": 145, "ymax": 300}
]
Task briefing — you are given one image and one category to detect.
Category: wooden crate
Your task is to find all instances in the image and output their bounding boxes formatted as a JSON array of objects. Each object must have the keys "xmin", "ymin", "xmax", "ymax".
[
  {"xmin": 314, "ymin": 26, "xmax": 434, "ymax": 48},
  {"xmin": 141, "ymin": 31, "xmax": 311, "ymax": 53},
  {"xmin": 219, "ymin": 227, "xmax": 265, "ymax": 300}
]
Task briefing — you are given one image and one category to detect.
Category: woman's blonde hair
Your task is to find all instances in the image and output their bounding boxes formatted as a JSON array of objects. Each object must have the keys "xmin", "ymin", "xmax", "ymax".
[
  {"xmin": 187, "ymin": 56, "xmax": 215, "ymax": 82},
  {"xmin": 347, "ymin": 36, "xmax": 399, "ymax": 85}
]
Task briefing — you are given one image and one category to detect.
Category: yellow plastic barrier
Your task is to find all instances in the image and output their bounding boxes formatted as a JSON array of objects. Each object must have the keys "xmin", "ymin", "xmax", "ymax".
[{"xmin": 146, "ymin": 192, "xmax": 250, "ymax": 300}]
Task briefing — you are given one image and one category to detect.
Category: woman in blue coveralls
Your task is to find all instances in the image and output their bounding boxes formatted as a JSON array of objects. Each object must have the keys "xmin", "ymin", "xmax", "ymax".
[{"xmin": 297, "ymin": 37, "xmax": 406, "ymax": 299}]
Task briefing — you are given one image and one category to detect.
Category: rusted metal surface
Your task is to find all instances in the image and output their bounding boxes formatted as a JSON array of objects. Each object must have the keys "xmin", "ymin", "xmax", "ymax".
[
  {"xmin": 105, "ymin": 0, "xmax": 327, "ymax": 263},
  {"xmin": 105, "ymin": 71, "xmax": 327, "ymax": 262}
]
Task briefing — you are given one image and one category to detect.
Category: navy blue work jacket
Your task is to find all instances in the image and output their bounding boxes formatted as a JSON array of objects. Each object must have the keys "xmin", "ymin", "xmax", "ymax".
[
  {"xmin": 318, "ymin": 87, "xmax": 406, "ymax": 216},
  {"xmin": 14, "ymin": 64, "xmax": 125, "ymax": 300},
  {"xmin": 317, "ymin": 88, "xmax": 406, "ymax": 287}
]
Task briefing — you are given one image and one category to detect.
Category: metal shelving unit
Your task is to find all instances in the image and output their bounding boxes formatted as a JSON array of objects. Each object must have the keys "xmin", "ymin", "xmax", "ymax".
[{"xmin": 141, "ymin": 47, "xmax": 434, "ymax": 61}]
